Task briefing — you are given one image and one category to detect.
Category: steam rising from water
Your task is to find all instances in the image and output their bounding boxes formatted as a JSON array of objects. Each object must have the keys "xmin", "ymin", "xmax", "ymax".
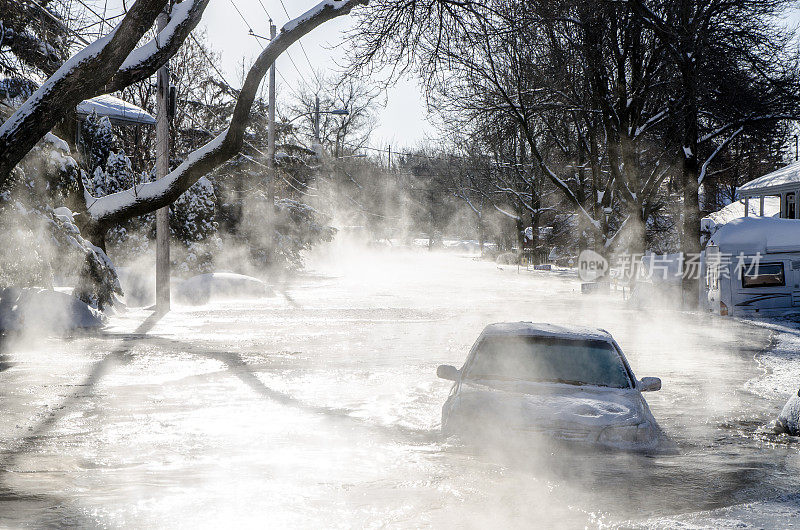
[{"xmin": 1, "ymin": 242, "xmax": 798, "ymax": 527}]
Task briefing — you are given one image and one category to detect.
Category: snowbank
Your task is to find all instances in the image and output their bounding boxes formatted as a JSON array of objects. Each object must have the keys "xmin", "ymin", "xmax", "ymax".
[
  {"xmin": 743, "ymin": 318, "xmax": 800, "ymax": 405},
  {"xmin": 776, "ymin": 392, "xmax": 800, "ymax": 435},
  {"xmin": 701, "ymin": 197, "xmax": 780, "ymax": 237},
  {"xmin": 0, "ymin": 288, "xmax": 103, "ymax": 333},
  {"xmin": 707, "ymin": 216, "xmax": 800, "ymax": 255},
  {"xmin": 173, "ymin": 272, "xmax": 274, "ymax": 305}
]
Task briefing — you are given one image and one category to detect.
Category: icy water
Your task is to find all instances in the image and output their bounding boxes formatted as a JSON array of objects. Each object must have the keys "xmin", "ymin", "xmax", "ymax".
[{"xmin": 1, "ymin": 248, "xmax": 799, "ymax": 528}]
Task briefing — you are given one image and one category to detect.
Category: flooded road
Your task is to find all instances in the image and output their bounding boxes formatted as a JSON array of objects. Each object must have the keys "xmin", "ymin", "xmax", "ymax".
[{"xmin": 1, "ymin": 248, "xmax": 798, "ymax": 528}]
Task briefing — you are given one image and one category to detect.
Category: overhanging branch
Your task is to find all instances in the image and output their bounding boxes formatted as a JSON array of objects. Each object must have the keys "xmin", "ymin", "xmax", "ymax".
[{"xmin": 87, "ymin": 0, "xmax": 369, "ymax": 227}]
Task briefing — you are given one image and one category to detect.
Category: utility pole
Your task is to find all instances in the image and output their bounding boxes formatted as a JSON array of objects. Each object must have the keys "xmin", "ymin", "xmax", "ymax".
[
  {"xmin": 266, "ymin": 20, "xmax": 277, "ymax": 229},
  {"xmin": 388, "ymin": 144, "xmax": 391, "ymax": 170},
  {"xmin": 314, "ymin": 94, "xmax": 321, "ymax": 158},
  {"xmin": 155, "ymin": 5, "xmax": 171, "ymax": 313}
]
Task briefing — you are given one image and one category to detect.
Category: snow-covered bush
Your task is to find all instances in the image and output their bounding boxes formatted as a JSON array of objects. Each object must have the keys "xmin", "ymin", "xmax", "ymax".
[
  {"xmin": 0, "ymin": 201, "xmax": 121, "ymax": 309},
  {"xmin": 165, "ymin": 176, "xmax": 221, "ymax": 273},
  {"xmin": 81, "ymin": 113, "xmax": 114, "ymax": 173},
  {"xmin": 49, "ymin": 206, "xmax": 122, "ymax": 309}
]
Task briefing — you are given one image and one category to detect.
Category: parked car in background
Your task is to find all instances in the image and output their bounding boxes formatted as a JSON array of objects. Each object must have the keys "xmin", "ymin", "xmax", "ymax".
[{"xmin": 437, "ymin": 322, "xmax": 665, "ymax": 450}]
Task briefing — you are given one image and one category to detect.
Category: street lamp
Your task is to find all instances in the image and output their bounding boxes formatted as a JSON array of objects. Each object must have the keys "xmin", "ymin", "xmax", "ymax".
[
  {"xmin": 280, "ymin": 102, "xmax": 348, "ymax": 157},
  {"xmin": 281, "ymin": 107, "xmax": 348, "ymax": 124},
  {"xmin": 313, "ymin": 95, "xmax": 349, "ymax": 156}
]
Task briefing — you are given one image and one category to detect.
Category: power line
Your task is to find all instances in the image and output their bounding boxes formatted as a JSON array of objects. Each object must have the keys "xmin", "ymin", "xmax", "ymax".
[
  {"xmin": 228, "ymin": 0, "xmax": 256, "ymax": 33},
  {"xmin": 273, "ymin": 0, "xmax": 323, "ymax": 88},
  {"xmin": 249, "ymin": 0, "xmax": 310, "ymax": 83},
  {"xmin": 21, "ymin": 0, "xmax": 90, "ymax": 45},
  {"xmin": 223, "ymin": 0, "xmax": 307, "ymax": 102},
  {"xmin": 73, "ymin": 12, "xmax": 124, "ymax": 33},
  {"xmin": 340, "ymin": 142, "xmax": 534, "ymax": 173},
  {"xmin": 189, "ymin": 32, "xmax": 235, "ymax": 91},
  {"xmin": 254, "ymin": 0, "xmax": 273, "ymax": 21},
  {"xmin": 245, "ymin": 0, "xmax": 312, "ymax": 88},
  {"xmin": 247, "ymin": 28, "xmax": 304, "ymax": 102}
]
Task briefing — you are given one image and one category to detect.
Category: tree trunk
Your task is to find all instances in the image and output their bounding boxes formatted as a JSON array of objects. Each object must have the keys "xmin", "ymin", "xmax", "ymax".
[
  {"xmin": 680, "ymin": 59, "xmax": 701, "ymax": 310},
  {"xmin": 478, "ymin": 215, "xmax": 485, "ymax": 255}
]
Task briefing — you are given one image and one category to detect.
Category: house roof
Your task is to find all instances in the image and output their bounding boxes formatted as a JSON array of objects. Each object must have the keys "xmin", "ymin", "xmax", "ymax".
[
  {"xmin": 76, "ymin": 94, "xmax": 155, "ymax": 126},
  {"xmin": 738, "ymin": 161, "xmax": 800, "ymax": 197}
]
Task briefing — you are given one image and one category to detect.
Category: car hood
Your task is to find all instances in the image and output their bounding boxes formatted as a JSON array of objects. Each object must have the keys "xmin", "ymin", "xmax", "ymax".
[{"xmin": 452, "ymin": 379, "xmax": 648, "ymax": 430}]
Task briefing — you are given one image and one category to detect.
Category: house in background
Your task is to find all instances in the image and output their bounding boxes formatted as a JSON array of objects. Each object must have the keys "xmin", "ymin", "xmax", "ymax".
[{"xmin": 738, "ymin": 161, "xmax": 800, "ymax": 220}]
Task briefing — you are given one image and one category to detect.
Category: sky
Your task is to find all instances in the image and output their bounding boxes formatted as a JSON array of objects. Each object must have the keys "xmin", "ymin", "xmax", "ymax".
[
  {"xmin": 82, "ymin": 1, "xmax": 800, "ymax": 156},
  {"xmin": 194, "ymin": 0, "xmax": 438, "ymax": 151},
  {"xmin": 85, "ymin": 0, "xmax": 436, "ymax": 153}
]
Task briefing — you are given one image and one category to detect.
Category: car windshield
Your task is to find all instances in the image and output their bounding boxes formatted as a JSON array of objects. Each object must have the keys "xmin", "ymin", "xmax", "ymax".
[{"xmin": 465, "ymin": 335, "xmax": 632, "ymax": 389}]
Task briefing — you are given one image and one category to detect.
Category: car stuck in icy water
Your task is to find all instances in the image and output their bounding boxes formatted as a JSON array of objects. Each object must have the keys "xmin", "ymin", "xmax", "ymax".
[{"xmin": 437, "ymin": 322, "xmax": 665, "ymax": 450}]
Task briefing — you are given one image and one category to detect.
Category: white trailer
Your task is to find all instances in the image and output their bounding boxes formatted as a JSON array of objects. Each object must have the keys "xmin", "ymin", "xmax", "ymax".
[{"xmin": 706, "ymin": 217, "xmax": 800, "ymax": 317}]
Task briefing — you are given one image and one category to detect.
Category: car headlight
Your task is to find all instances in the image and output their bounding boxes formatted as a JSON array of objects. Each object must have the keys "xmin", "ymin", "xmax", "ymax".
[{"xmin": 598, "ymin": 424, "xmax": 653, "ymax": 445}]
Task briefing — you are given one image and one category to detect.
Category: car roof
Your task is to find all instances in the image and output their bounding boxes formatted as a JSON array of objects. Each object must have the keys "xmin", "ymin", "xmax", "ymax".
[{"xmin": 480, "ymin": 322, "xmax": 614, "ymax": 343}]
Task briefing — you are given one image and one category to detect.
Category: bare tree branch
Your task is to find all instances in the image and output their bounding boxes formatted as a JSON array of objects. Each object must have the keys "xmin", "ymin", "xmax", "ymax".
[{"xmin": 87, "ymin": 0, "xmax": 369, "ymax": 228}]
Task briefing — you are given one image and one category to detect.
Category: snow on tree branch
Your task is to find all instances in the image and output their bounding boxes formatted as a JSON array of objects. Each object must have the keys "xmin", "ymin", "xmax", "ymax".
[
  {"xmin": 86, "ymin": 0, "xmax": 369, "ymax": 227},
  {"xmin": 698, "ymin": 126, "xmax": 743, "ymax": 185},
  {"xmin": 104, "ymin": 0, "xmax": 210, "ymax": 94}
]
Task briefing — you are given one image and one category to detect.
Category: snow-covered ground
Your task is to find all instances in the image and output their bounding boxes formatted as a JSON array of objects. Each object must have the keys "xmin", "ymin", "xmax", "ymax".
[
  {"xmin": 0, "ymin": 247, "xmax": 798, "ymax": 527},
  {"xmin": 744, "ymin": 317, "xmax": 800, "ymax": 402}
]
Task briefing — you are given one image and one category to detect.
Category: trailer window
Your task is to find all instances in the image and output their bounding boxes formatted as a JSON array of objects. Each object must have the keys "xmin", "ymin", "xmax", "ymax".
[{"xmin": 741, "ymin": 262, "xmax": 785, "ymax": 288}]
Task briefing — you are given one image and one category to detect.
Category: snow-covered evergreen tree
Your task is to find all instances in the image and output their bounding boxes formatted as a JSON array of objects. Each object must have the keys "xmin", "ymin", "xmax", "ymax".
[
  {"xmin": 0, "ymin": 108, "xmax": 121, "ymax": 308},
  {"xmin": 80, "ymin": 113, "xmax": 138, "ymax": 197},
  {"xmin": 169, "ymin": 176, "xmax": 220, "ymax": 273}
]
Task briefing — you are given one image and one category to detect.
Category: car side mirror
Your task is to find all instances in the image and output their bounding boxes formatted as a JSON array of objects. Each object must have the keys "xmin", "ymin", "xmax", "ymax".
[
  {"xmin": 437, "ymin": 365, "xmax": 460, "ymax": 381},
  {"xmin": 639, "ymin": 377, "xmax": 661, "ymax": 392}
]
